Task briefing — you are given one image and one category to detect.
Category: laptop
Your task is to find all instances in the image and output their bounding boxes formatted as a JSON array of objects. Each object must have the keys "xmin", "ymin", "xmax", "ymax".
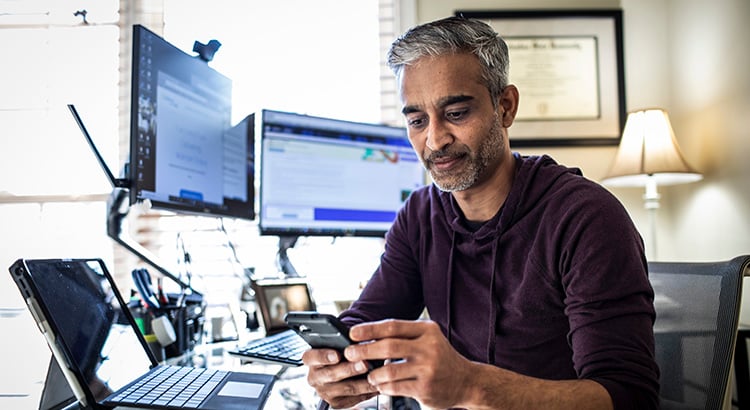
[
  {"xmin": 9, "ymin": 258, "xmax": 276, "ymax": 410},
  {"xmin": 228, "ymin": 278, "xmax": 315, "ymax": 366}
]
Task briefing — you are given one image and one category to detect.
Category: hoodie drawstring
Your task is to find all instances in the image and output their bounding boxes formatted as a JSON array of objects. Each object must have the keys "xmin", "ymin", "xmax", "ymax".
[
  {"xmin": 445, "ymin": 230, "xmax": 457, "ymax": 343},
  {"xmin": 486, "ymin": 239, "xmax": 499, "ymax": 365},
  {"xmin": 445, "ymin": 228, "xmax": 499, "ymax": 365}
]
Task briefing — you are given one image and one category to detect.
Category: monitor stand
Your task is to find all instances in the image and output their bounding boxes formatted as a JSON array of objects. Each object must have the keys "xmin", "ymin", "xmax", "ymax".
[{"xmin": 276, "ymin": 235, "xmax": 300, "ymax": 278}]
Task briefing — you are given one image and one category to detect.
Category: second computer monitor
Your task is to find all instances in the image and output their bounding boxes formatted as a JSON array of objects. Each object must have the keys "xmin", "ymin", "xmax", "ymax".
[{"xmin": 258, "ymin": 109, "xmax": 425, "ymax": 238}]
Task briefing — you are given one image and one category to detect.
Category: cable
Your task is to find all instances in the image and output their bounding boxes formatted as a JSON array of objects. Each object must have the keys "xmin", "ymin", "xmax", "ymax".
[
  {"xmin": 218, "ymin": 218, "xmax": 245, "ymax": 272},
  {"xmin": 175, "ymin": 232, "xmax": 193, "ymax": 288}
]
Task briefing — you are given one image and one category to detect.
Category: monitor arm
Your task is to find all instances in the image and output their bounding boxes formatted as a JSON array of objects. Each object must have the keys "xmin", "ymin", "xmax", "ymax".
[
  {"xmin": 107, "ymin": 188, "xmax": 197, "ymax": 293},
  {"xmin": 276, "ymin": 235, "xmax": 300, "ymax": 278}
]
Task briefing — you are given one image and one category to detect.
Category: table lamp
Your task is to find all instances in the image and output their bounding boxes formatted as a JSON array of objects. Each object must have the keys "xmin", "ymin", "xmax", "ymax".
[{"xmin": 601, "ymin": 108, "xmax": 702, "ymax": 259}]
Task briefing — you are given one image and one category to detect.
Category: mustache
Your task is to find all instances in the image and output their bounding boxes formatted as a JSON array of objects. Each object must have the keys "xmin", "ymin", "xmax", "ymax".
[{"xmin": 423, "ymin": 146, "xmax": 469, "ymax": 164}]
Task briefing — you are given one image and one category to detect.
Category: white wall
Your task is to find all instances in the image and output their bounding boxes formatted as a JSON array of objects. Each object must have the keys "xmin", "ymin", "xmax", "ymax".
[{"xmin": 661, "ymin": 0, "xmax": 750, "ymax": 323}]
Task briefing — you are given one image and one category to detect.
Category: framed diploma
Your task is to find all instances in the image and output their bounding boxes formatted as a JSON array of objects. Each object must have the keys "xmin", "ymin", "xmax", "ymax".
[{"xmin": 455, "ymin": 9, "xmax": 626, "ymax": 147}]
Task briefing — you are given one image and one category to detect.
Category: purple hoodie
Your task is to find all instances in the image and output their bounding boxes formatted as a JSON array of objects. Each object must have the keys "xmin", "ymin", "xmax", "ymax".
[{"xmin": 340, "ymin": 153, "xmax": 659, "ymax": 409}]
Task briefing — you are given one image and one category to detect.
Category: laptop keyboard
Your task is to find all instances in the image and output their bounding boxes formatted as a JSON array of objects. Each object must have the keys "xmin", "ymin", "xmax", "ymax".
[
  {"xmin": 109, "ymin": 365, "xmax": 228, "ymax": 408},
  {"xmin": 229, "ymin": 329, "xmax": 310, "ymax": 366}
]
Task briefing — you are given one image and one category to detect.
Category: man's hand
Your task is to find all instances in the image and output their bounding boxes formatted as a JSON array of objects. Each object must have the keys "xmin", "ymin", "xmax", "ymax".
[
  {"xmin": 343, "ymin": 319, "xmax": 613, "ymax": 410},
  {"xmin": 344, "ymin": 319, "xmax": 474, "ymax": 409},
  {"xmin": 301, "ymin": 347, "xmax": 379, "ymax": 409},
  {"xmin": 306, "ymin": 319, "xmax": 613, "ymax": 410}
]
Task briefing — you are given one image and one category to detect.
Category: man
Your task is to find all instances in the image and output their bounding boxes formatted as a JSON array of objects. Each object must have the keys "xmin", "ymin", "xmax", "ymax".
[{"xmin": 302, "ymin": 16, "xmax": 659, "ymax": 409}]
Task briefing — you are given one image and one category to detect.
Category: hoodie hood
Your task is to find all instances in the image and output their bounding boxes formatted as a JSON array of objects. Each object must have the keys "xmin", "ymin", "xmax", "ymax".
[{"xmin": 439, "ymin": 153, "xmax": 583, "ymax": 240}]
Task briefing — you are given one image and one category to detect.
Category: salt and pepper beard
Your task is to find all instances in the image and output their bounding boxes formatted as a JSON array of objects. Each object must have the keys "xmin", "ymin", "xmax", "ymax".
[{"xmin": 422, "ymin": 112, "xmax": 505, "ymax": 192}]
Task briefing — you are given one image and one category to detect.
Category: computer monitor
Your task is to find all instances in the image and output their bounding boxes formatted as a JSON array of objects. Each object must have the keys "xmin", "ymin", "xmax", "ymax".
[
  {"xmin": 129, "ymin": 24, "xmax": 255, "ymax": 221},
  {"xmin": 258, "ymin": 109, "xmax": 425, "ymax": 238}
]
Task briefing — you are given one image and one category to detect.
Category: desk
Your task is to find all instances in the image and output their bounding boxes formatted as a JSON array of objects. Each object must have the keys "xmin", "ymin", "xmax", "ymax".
[
  {"xmin": 0, "ymin": 324, "xmax": 389, "ymax": 410},
  {"xmin": 173, "ymin": 336, "xmax": 392, "ymax": 409},
  {"xmin": 169, "ymin": 339, "xmax": 330, "ymax": 410}
]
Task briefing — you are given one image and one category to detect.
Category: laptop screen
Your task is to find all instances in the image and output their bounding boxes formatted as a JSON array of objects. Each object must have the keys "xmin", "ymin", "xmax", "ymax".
[{"xmin": 25, "ymin": 259, "xmax": 154, "ymax": 402}]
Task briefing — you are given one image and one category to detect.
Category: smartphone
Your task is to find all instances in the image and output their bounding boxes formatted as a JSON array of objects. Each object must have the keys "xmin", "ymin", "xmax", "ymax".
[
  {"xmin": 284, "ymin": 311, "xmax": 353, "ymax": 351},
  {"xmin": 284, "ymin": 311, "xmax": 384, "ymax": 369}
]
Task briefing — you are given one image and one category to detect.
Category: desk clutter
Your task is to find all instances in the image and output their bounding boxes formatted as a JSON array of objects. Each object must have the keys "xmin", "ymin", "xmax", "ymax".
[
  {"xmin": 6, "ymin": 255, "xmax": 413, "ymax": 410},
  {"xmin": 127, "ymin": 265, "xmax": 320, "ymax": 367},
  {"xmin": 128, "ymin": 267, "xmax": 206, "ymax": 360},
  {"xmin": 128, "ymin": 281, "xmax": 206, "ymax": 361},
  {"xmin": 8, "ymin": 258, "xmax": 276, "ymax": 410}
]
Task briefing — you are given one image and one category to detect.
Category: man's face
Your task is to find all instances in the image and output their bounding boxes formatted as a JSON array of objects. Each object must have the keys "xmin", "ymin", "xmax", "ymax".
[{"xmin": 398, "ymin": 53, "xmax": 507, "ymax": 192}]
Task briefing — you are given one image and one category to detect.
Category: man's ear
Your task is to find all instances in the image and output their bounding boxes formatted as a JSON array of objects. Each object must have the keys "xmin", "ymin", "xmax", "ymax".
[{"xmin": 499, "ymin": 85, "xmax": 519, "ymax": 128}]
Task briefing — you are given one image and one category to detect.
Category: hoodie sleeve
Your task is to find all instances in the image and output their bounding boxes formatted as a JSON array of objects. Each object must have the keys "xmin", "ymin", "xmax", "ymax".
[{"xmin": 555, "ymin": 182, "xmax": 660, "ymax": 410}]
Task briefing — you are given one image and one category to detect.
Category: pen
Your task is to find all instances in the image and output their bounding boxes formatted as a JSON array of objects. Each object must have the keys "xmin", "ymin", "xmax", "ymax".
[
  {"xmin": 176, "ymin": 285, "xmax": 187, "ymax": 308},
  {"xmin": 132, "ymin": 268, "xmax": 161, "ymax": 313},
  {"xmin": 157, "ymin": 277, "xmax": 168, "ymax": 305}
]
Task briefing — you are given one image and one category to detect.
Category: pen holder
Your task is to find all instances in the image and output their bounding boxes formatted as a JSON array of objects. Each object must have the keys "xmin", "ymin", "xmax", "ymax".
[
  {"xmin": 129, "ymin": 304, "xmax": 167, "ymax": 362},
  {"xmin": 162, "ymin": 292, "xmax": 206, "ymax": 359}
]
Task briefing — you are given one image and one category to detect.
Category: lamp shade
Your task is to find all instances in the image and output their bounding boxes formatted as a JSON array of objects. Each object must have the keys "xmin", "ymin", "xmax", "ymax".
[{"xmin": 602, "ymin": 108, "xmax": 703, "ymax": 187}]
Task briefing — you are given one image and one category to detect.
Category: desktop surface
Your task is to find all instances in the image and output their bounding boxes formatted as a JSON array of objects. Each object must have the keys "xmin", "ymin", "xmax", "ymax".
[{"xmin": 0, "ymin": 309, "xmax": 386, "ymax": 410}]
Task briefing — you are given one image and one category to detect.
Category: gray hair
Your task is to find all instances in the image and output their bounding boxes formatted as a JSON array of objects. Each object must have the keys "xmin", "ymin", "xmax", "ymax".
[{"xmin": 387, "ymin": 16, "xmax": 510, "ymax": 106}]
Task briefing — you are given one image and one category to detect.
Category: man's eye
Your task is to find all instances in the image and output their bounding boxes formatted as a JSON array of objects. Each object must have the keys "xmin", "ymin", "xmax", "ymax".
[
  {"xmin": 407, "ymin": 117, "xmax": 425, "ymax": 128},
  {"xmin": 446, "ymin": 110, "xmax": 467, "ymax": 121}
]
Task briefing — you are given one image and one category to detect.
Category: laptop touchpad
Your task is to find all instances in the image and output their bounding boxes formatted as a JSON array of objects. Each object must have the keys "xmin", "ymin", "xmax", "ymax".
[{"xmin": 217, "ymin": 381, "xmax": 265, "ymax": 399}]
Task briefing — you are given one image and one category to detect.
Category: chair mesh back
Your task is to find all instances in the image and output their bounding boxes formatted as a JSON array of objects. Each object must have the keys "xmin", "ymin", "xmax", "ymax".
[{"xmin": 649, "ymin": 256, "xmax": 749, "ymax": 410}]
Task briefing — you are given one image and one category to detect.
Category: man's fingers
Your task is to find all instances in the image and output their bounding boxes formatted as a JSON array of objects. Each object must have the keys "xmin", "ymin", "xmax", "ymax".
[
  {"xmin": 309, "ymin": 368, "xmax": 380, "ymax": 408},
  {"xmin": 369, "ymin": 378, "xmax": 419, "ymax": 398},
  {"xmin": 366, "ymin": 358, "xmax": 412, "ymax": 385},
  {"xmin": 350, "ymin": 318, "xmax": 435, "ymax": 341},
  {"xmin": 301, "ymin": 344, "xmax": 388, "ymax": 408},
  {"xmin": 344, "ymin": 337, "xmax": 409, "ymax": 364},
  {"xmin": 302, "ymin": 348, "xmax": 341, "ymax": 367},
  {"xmin": 346, "ymin": 320, "xmax": 442, "ymax": 364}
]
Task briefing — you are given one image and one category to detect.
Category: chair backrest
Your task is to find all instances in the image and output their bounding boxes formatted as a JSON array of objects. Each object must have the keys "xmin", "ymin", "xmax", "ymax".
[{"xmin": 649, "ymin": 255, "xmax": 750, "ymax": 410}]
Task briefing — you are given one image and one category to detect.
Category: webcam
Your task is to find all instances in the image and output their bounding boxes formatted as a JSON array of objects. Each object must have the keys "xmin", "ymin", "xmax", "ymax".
[{"xmin": 193, "ymin": 39, "xmax": 221, "ymax": 62}]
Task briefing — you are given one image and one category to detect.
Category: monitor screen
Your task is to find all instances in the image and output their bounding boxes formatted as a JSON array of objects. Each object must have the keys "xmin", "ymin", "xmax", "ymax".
[
  {"xmin": 129, "ymin": 24, "xmax": 255, "ymax": 221},
  {"xmin": 258, "ymin": 109, "xmax": 425, "ymax": 237}
]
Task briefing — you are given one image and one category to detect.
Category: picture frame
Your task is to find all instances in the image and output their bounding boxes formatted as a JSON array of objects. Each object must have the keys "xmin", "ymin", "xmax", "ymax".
[
  {"xmin": 455, "ymin": 9, "xmax": 626, "ymax": 147},
  {"xmin": 251, "ymin": 278, "xmax": 315, "ymax": 331}
]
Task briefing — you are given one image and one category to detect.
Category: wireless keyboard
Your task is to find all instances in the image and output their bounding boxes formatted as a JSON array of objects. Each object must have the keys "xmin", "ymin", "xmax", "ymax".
[{"xmin": 229, "ymin": 329, "xmax": 310, "ymax": 366}]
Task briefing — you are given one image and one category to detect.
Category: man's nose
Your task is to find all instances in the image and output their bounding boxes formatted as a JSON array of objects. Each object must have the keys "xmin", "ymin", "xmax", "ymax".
[{"xmin": 425, "ymin": 119, "xmax": 454, "ymax": 152}]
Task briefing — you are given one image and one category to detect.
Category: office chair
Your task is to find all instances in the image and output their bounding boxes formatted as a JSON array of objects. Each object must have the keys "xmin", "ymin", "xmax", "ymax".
[{"xmin": 649, "ymin": 255, "xmax": 750, "ymax": 410}]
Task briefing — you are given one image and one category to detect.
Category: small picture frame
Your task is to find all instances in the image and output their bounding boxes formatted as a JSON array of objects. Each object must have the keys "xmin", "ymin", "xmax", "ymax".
[{"xmin": 252, "ymin": 278, "xmax": 315, "ymax": 332}]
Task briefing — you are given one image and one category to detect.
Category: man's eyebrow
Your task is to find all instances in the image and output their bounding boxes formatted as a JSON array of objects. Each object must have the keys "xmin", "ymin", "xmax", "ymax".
[
  {"xmin": 402, "ymin": 105, "xmax": 420, "ymax": 115},
  {"xmin": 401, "ymin": 95, "xmax": 475, "ymax": 116},
  {"xmin": 438, "ymin": 95, "xmax": 474, "ymax": 107}
]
